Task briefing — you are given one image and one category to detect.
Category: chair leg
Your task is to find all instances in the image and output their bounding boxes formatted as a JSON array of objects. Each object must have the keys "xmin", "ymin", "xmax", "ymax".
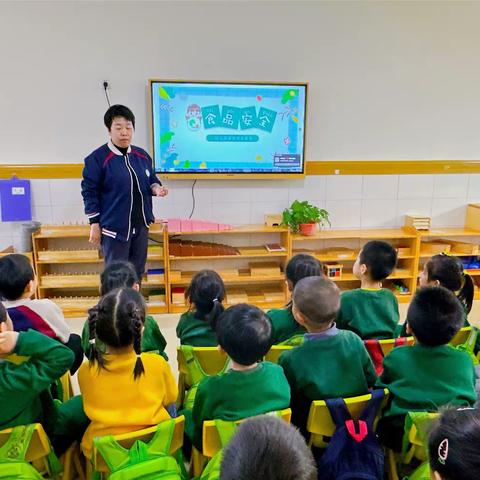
[
  {"xmin": 191, "ymin": 447, "xmax": 206, "ymax": 478},
  {"xmin": 386, "ymin": 449, "xmax": 400, "ymax": 480},
  {"xmin": 61, "ymin": 446, "xmax": 73, "ymax": 480}
]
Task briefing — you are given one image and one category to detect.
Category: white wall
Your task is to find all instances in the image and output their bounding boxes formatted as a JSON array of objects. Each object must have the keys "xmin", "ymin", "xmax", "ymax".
[{"xmin": 1, "ymin": 1, "xmax": 480, "ymax": 249}]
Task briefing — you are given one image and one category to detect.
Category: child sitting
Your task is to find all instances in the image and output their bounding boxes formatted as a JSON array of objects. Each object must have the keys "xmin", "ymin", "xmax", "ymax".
[
  {"xmin": 377, "ymin": 286, "xmax": 477, "ymax": 451},
  {"xmin": 428, "ymin": 407, "xmax": 480, "ymax": 480},
  {"xmin": 81, "ymin": 261, "xmax": 168, "ymax": 359},
  {"xmin": 78, "ymin": 287, "xmax": 177, "ymax": 458},
  {"xmin": 278, "ymin": 276, "xmax": 376, "ymax": 432},
  {"xmin": 191, "ymin": 303, "xmax": 290, "ymax": 450},
  {"xmin": 398, "ymin": 254, "xmax": 474, "ymax": 337},
  {"xmin": 176, "ymin": 269, "xmax": 225, "ymax": 346},
  {"xmin": 0, "ymin": 302, "xmax": 88, "ymax": 456},
  {"xmin": 336, "ymin": 240, "xmax": 399, "ymax": 339},
  {"xmin": 267, "ymin": 253, "xmax": 322, "ymax": 344},
  {"xmin": 0, "ymin": 253, "xmax": 83, "ymax": 372},
  {"xmin": 221, "ymin": 415, "xmax": 317, "ymax": 480}
]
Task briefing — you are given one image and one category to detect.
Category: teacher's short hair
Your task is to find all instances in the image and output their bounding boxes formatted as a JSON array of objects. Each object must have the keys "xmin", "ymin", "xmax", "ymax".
[{"xmin": 104, "ymin": 105, "xmax": 135, "ymax": 130}]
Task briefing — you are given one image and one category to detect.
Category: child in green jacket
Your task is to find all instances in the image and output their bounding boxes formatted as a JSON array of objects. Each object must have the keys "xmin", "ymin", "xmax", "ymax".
[
  {"xmin": 266, "ymin": 253, "xmax": 322, "ymax": 344},
  {"xmin": 337, "ymin": 240, "xmax": 399, "ymax": 339},
  {"xmin": 279, "ymin": 276, "xmax": 377, "ymax": 433},
  {"xmin": 0, "ymin": 302, "xmax": 89, "ymax": 456},
  {"xmin": 176, "ymin": 270, "xmax": 226, "ymax": 346},
  {"xmin": 82, "ymin": 261, "xmax": 168, "ymax": 359},
  {"xmin": 191, "ymin": 303, "xmax": 290, "ymax": 450},
  {"xmin": 398, "ymin": 254, "xmax": 475, "ymax": 337},
  {"xmin": 377, "ymin": 286, "xmax": 477, "ymax": 451}
]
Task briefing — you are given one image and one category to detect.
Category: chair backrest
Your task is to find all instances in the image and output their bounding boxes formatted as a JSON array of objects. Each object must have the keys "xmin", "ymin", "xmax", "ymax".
[
  {"xmin": 56, "ymin": 372, "xmax": 74, "ymax": 403},
  {"xmin": 450, "ymin": 326, "xmax": 472, "ymax": 346},
  {"xmin": 306, "ymin": 389, "xmax": 389, "ymax": 448},
  {"xmin": 177, "ymin": 347, "xmax": 229, "ymax": 385},
  {"xmin": 92, "ymin": 416, "xmax": 185, "ymax": 474},
  {"xmin": 378, "ymin": 336, "xmax": 415, "ymax": 355},
  {"xmin": 264, "ymin": 345, "xmax": 294, "ymax": 364},
  {"xmin": 202, "ymin": 409, "xmax": 292, "ymax": 458},
  {"xmin": 0, "ymin": 423, "xmax": 51, "ymax": 463}
]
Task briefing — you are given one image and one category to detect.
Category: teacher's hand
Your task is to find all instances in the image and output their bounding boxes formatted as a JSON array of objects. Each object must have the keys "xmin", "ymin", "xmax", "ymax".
[
  {"xmin": 152, "ymin": 185, "xmax": 169, "ymax": 197},
  {"xmin": 89, "ymin": 223, "xmax": 101, "ymax": 248}
]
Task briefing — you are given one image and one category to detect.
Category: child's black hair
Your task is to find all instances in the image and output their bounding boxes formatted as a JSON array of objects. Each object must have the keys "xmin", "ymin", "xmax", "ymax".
[
  {"xmin": 216, "ymin": 303, "xmax": 272, "ymax": 366},
  {"xmin": 87, "ymin": 287, "xmax": 146, "ymax": 379},
  {"xmin": 285, "ymin": 253, "xmax": 322, "ymax": 311},
  {"xmin": 406, "ymin": 286, "xmax": 463, "ymax": 346},
  {"xmin": 0, "ymin": 302, "xmax": 6, "ymax": 323},
  {"xmin": 185, "ymin": 270, "xmax": 226, "ymax": 330},
  {"xmin": 0, "ymin": 254, "xmax": 35, "ymax": 301},
  {"xmin": 104, "ymin": 104, "xmax": 135, "ymax": 130},
  {"xmin": 428, "ymin": 407, "xmax": 480, "ymax": 480},
  {"xmin": 221, "ymin": 415, "xmax": 317, "ymax": 480},
  {"xmin": 292, "ymin": 276, "xmax": 340, "ymax": 326},
  {"xmin": 426, "ymin": 254, "xmax": 474, "ymax": 313},
  {"xmin": 359, "ymin": 240, "xmax": 397, "ymax": 281},
  {"xmin": 100, "ymin": 261, "xmax": 138, "ymax": 296}
]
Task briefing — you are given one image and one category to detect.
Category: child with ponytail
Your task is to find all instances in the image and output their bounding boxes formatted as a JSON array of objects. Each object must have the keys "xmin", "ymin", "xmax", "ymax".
[
  {"xmin": 176, "ymin": 270, "xmax": 226, "ymax": 346},
  {"xmin": 78, "ymin": 287, "xmax": 177, "ymax": 458}
]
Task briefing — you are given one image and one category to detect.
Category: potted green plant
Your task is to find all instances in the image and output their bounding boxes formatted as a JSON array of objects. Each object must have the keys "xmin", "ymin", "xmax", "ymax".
[{"xmin": 282, "ymin": 200, "xmax": 330, "ymax": 235}]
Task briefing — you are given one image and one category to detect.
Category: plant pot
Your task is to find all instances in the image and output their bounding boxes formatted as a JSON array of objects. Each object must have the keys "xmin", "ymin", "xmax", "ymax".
[{"xmin": 299, "ymin": 223, "xmax": 318, "ymax": 236}]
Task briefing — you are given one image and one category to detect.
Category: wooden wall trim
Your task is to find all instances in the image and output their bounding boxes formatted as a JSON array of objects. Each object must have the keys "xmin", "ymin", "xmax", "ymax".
[{"xmin": 2, "ymin": 160, "xmax": 480, "ymax": 179}]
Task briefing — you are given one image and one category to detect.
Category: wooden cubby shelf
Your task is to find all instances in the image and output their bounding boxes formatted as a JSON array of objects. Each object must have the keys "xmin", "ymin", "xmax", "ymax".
[{"xmin": 31, "ymin": 221, "xmax": 480, "ymax": 317}]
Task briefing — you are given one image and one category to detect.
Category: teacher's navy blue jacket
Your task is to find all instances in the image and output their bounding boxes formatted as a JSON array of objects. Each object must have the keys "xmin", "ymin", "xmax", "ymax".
[{"xmin": 81, "ymin": 141, "xmax": 162, "ymax": 242}]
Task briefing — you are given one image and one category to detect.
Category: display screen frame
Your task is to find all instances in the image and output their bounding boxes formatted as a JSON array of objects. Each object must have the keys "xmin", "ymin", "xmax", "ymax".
[{"xmin": 148, "ymin": 79, "xmax": 308, "ymax": 179}]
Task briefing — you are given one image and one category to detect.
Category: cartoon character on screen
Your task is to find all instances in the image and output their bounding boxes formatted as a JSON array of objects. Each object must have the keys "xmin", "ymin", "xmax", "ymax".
[{"xmin": 185, "ymin": 104, "xmax": 202, "ymax": 131}]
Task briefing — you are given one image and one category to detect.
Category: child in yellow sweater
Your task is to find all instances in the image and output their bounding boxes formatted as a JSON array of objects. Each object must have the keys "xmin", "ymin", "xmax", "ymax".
[{"xmin": 78, "ymin": 287, "xmax": 177, "ymax": 458}]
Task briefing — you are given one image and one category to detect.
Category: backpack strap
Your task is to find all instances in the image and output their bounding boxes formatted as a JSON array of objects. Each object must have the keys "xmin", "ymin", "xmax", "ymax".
[
  {"xmin": 0, "ymin": 424, "xmax": 36, "ymax": 462},
  {"xmin": 363, "ymin": 340, "xmax": 384, "ymax": 376},
  {"xmin": 359, "ymin": 389, "xmax": 386, "ymax": 429},
  {"xmin": 181, "ymin": 346, "xmax": 208, "ymax": 385},
  {"xmin": 324, "ymin": 397, "xmax": 353, "ymax": 428},
  {"xmin": 214, "ymin": 420, "xmax": 237, "ymax": 447}
]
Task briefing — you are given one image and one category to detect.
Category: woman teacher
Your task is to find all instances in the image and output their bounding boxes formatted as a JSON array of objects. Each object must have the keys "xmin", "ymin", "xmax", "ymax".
[{"xmin": 81, "ymin": 104, "xmax": 168, "ymax": 279}]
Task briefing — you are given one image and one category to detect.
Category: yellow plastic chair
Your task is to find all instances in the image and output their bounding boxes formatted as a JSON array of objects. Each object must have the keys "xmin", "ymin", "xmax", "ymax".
[
  {"xmin": 377, "ymin": 337, "xmax": 415, "ymax": 356},
  {"xmin": 191, "ymin": 409, "xmax": 292, "ymax": 477},
  {"xmin": 0, "ymin": 423, "xmax": 53, "ymax": 476},
  {"xmin": 176, "ymin": 346, "xmax": 229, "ymax": 406},
  {"xmin": 450, "ymin": 326, "xmax": 472, "ymax": 346},
  {"xmin": 306, "ymin": 389, "xmax": 389, "ymax": 448},
  {"xmin": 57, "ymin": 371, "xmax": 74, "ymax": 403},
  {"xmin": 87, "ymin": 416, "xmax": 185, "ymax": 479},
  {"xmin": 264, "ymin": 345, "xmax": 294, "ymax": 363}
]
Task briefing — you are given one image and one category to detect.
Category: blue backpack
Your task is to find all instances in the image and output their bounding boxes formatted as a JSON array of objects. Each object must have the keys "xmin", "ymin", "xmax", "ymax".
[{"xmin": 317, "ymin": 389, "xmax": 385, "ymax": 480}]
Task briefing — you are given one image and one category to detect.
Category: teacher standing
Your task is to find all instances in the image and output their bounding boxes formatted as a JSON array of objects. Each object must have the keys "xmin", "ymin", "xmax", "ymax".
[{"xmin": 81, "ymin": 105, "xmax": 168, "ymax": 280}]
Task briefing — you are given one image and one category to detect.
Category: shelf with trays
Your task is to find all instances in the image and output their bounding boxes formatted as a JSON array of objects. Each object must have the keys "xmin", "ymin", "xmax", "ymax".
[
  {"xmin": 166, "ymin": 226, "xmax": 290, "ymax": 311},
  {"xmin": 291, "ymin": 228, "xmax": 420, "ymax": 304},
  {"xmin": 32, "ymin": 224, "xmax": 168, "ymax": 317}
]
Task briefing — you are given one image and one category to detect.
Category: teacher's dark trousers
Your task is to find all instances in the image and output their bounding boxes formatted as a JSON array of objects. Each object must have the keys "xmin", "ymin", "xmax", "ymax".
[{"xmin": 101, "ymin": 226, "xmax": 149, "ymax": 280}]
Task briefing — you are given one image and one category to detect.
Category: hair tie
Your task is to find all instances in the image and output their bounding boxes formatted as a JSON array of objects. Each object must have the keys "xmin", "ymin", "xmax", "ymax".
[
  {"xmin": 438, "ymin": 438, "xmax": 449, "ymax": 465},
  {"xmin": 212, "ymin": 298, "xmax": 219, "ymax": 303},
  {"xmin": 89, "ymin": 338, "xmax": 95, "ymax": 345},
  {"xmin": 136, "ymin": 353, "xmax": 141, "ymax": 359}
]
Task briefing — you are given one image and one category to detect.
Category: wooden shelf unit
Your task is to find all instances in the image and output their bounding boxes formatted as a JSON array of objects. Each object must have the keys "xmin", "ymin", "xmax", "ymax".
[
  {"xmin": 32, "ymin": 224, "xmax": 168, "ymax": 317},
  {"xmin": 30, "ymin": 223, "xmax": 480, "ymax": 317},
  {"xmin": 166, "ymin": 225, "xmax": 291, "ymax": 311}
]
